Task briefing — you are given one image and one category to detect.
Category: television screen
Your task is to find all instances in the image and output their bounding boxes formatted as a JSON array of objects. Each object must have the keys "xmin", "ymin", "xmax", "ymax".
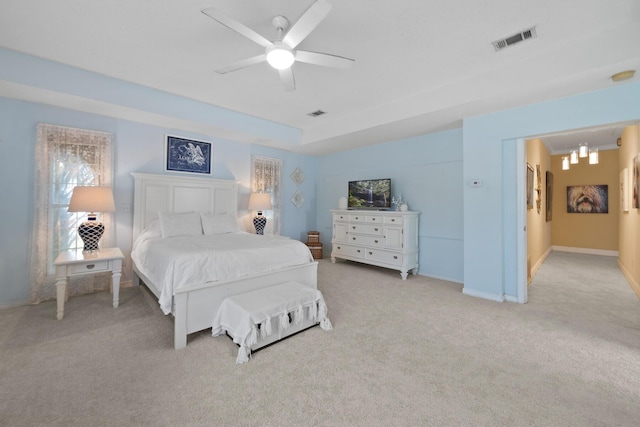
[{"xmin": 348, "ymin": 178, "xmax": 391, "ymax": 209}]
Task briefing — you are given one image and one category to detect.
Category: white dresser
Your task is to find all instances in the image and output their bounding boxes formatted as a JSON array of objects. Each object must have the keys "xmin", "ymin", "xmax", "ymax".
[{"xmin": 330, "ymin": 210, "xmax": 419, "ymax": 280}]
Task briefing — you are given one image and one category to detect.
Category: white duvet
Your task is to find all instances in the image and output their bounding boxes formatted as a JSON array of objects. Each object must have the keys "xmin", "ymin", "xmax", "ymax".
[{"xmin": 131, "ymin": 232, "xmax": 314, "ymax": 314}]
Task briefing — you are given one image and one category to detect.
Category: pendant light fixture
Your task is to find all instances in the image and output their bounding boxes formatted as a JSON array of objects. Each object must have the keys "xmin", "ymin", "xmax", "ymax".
[{"xmin": 562, "ymin": 142, "xmax": 600, "ymax": 170}]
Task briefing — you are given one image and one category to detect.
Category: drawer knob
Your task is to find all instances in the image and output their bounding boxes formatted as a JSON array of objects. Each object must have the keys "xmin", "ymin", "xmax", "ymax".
[
  {"xmin": 352, "ymin": 226, "xmax": 356, "ymax": 229},
  {"xmin": 337, "ymin": 246, "xmax": 341, "ymax": 249},
  {"xmin": 393, "ymin": 256, "xmax": 398, "ymax": 259},
  {"xmin": 391, "ymin": 219, "xmax": 396, "ymax": 222},
  {"xmin": 352, "ymin": 237, "xmax": 356, "ymax": 241},
  {"xmin": 368, "ymin": 251, "xmax": 373, "ymax": 255},
  {"xmin": 86, "ymin": 264, "xmax": 95, "ymax": 270},
  {"xmin": 374, "ymin": 228, "xmax": 379, "ymax": 231},
  {"xmin": 357, "ymin": 249, "xmax": 361, "ymax": 253},
  {"xmin": 374, "ymin": 240, "xmax": 378, "ymax": 243}
]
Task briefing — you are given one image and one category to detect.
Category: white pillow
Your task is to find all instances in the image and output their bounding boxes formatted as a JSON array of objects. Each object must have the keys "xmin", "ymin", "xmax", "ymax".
[
  {"xmin": 200, "ymin": 212, "xmax": 239, "ymax": 235},
  {"xmin": 158, "ymin": 211, "xmax": 203, "ymax": 238}
]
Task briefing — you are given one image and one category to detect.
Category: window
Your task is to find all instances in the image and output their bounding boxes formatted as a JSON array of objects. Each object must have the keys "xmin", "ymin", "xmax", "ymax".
[
  {"xmin": 251, "ymin": 156, "xmax": 282, "ymax": 235},
  {"xmin": 30, "ymin": 124, "xmax": 114, "ymax": 303}
]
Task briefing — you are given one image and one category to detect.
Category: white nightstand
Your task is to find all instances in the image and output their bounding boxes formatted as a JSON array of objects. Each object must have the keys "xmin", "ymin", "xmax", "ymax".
[{"xmin": 53, "ymin": 247, "xmax": 124, "ymax": 320}]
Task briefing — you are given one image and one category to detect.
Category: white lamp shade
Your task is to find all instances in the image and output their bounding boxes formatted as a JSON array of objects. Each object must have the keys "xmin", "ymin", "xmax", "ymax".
[
  {"xmin": 589, "ymin": 148, "xmax": 599, "ymax": 164},
  {"xmin": 570, "ymin": 150, "xmax": 579, "ymax": 164},
  {"xmin": 562, "ymin": 156, "xmax": 570, "ymax": 170},
  {"xmin": 248, "ymin": 192, "xmax": 272, "ymax": 211},
  {"xmin": 578, "ymin": 143, "xmax": 588, "ymax": 158},
  {"xmin": 68, "ymin": 186, "xmax": 116, "ymax": 213}
]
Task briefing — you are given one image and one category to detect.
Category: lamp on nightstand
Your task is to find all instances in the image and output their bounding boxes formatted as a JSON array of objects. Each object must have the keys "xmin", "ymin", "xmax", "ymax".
[
  {"xmin": 68, "ymin": 186, "xmax": 116, "ymax": 251},
  {"xmin": 248, "ymin": 192, "xmax": 272, "ymax": 235}
]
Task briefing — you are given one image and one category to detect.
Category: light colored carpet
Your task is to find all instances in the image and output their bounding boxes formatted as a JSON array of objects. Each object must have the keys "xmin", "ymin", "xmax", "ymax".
[{"xmin": 1, "ymin": 251, "xmax": 639, "ymax": 426}]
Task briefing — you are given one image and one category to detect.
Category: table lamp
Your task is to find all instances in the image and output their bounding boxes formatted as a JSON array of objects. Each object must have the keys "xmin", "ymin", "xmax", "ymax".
[
  {"xmin": 248, "ymin": 192, "xmax": 272, "ymax": 235},
  {"xmin": 68, "ymin": 186, "xmax": 116, "ymax": 251}
]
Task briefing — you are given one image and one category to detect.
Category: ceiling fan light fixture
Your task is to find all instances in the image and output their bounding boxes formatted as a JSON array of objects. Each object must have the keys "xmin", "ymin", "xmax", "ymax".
[{"xmin": 266, "ymin": 45, "xmax": 295, "ymax": 70}]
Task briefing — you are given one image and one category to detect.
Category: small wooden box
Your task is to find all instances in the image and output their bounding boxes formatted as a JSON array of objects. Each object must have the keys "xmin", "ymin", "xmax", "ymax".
[
  {"xmin": 306, "ymin": 242, "xmax": 323, "ymax": 259},
  {"xmin": 307, "ymin": 231, "xmax": 320, "ymax": 243}
]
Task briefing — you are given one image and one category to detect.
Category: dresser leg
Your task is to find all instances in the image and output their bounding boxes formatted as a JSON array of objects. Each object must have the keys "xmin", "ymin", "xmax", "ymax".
[{"xmin": 400, "ymin": 271, "xmax": 408, "ymax": 280}]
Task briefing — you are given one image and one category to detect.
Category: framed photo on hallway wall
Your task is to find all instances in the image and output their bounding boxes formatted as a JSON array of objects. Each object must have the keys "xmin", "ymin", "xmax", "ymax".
[
  {"xmin": 545, "ymin": 171, "xmax": 553, "ymax": 221},
  {"xmin": 526, "ymin": 163, "xmax": 534, "ymax": 209},
  {"xmin": 566, "ymin": 185, "xmax": 608, "ymax": 214}
]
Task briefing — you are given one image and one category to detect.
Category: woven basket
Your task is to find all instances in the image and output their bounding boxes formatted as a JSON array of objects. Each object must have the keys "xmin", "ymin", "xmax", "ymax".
[
  {"xmin": 306, "ymin": 242, "xmax": 323, "ymax": 259},
  {"xmin": 307, "ymin": 231, "xmax": 320, "ymax": 243}
]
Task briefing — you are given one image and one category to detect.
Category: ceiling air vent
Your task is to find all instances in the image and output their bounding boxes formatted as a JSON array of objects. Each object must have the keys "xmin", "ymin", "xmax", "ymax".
[
  {"xmin": 307, "ymin": 110, "xmax": 326, "ymax": 117},
  {"xmin": 492, "ymin": 26, "xmax": 537, "ymax": 51}
]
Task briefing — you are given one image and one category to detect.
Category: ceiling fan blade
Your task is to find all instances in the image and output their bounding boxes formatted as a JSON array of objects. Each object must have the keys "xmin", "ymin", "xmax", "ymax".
[
  {"xmin": 202, "ymin": 8, "xmax": 273, "ymax": 48},
  {"xmin": 282, "ymin": 0, "xmax": 332, "ymax": 48},
  {"xmin": 216, "ymin": 54, "xmax": 266, "ymax": 74},
  {"xmin": 295, "ymin": 50, "xmax": 354, "ymax": 69},
  {"xmin": 279, "ymin": 68, "xmax": 296, "ymax": 92}
]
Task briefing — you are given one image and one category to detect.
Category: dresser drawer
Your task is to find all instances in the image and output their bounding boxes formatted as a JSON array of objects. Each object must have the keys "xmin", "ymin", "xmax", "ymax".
[
  {"xmin": 332, "ymin": 243, "xmax": 365, "ymax": 259},
  {"xmin": 348, "ymin": 234, "xmax": 383, "ymax": 247},
  {"xmin": 384, "ymin": 216, "xmax": 403, "ymax": 225},
  {"xmin": 349, "ymin": 213, "xmax": 366, "ymax": 222},
  {"xmin": 365, "ymin": 249, "xmax": 403, "ymax": 266},
  {"xmin": 333, "ymin": 213, "xmax": 349, "ymax": 221},
  {"xmin": 68, "ymin": 260, "xmax": 110, "ymax": 275},
  {"xmin": 366, "ymin": 214, "xmax": 384, "ymax": 223},
  {"xmin": 349, "ymin": 223, "xmax": 382, "ymax": 235}
]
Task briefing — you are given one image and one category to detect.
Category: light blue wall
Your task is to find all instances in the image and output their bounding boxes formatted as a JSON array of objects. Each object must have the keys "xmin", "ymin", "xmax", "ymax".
[
  {"xmin": 317, "ymin": 128, "xmax": 464, "ymax": 283},
  {"xmin": 463, "ymin": 81, "xmax": 640, "ymax": 301},
  {"xmin": 0, "ymin": 97, "xmax": 317, "ymax": 306},
  {"xmin": 3, "ymin": 47, "xmax": 639, "ymax": 308}
]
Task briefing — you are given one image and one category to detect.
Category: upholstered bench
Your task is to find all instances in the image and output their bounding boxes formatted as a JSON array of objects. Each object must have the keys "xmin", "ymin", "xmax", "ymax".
[{"xmin": 211, "ymin": 281, "xmax": 332, "ymax": 363}]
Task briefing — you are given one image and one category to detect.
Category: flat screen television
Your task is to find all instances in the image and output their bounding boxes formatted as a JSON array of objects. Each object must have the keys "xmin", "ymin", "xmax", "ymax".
[{"xmin": 348, "ymin": 178, "xmax": 391, "ymax": 209}]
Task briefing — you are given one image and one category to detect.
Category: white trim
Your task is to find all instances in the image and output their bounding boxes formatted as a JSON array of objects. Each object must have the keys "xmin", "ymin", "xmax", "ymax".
[
  {"xmin": 552, "ymin": 246, "xmax": 618, "ymax": 257},
  {"xmin": 418, "ymin": 272, "xmax": 464, "ymax": 285},
  {"xmin": 462, "ymin": 287, "xmax": 505, "ymax": 302},
  {"xmin": 0, "ymin": 299, "xmax": 30, "ymax": 310},
  {"xmin": 530, "ymin": 246, "xmax": 553, "ymax": 279},
  {"xmin": 618, "ymin": 259, "xmax": 640, "ymax": 299},
  {"xmin": 516, "ymin": 138, "xmax": 528, "ymax": 303}
]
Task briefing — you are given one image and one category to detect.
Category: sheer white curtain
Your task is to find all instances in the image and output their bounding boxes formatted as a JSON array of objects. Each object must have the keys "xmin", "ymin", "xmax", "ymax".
[
  {"xmin": 251, "ymin": 156, "xmax": 282, "ymax": 235},
  {"xmin": 30, "ymin": 124, "xmax": 114, "ymax": 303}
]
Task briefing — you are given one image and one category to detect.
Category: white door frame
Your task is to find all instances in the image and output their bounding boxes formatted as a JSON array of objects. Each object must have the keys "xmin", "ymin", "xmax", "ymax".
[{"xmin": 516, "ymin": 138, "xmax": 528, "ymax": 303}]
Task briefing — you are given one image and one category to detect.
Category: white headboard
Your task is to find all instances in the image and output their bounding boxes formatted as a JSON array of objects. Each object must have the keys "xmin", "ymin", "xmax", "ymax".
[{"xmin": 131, "ymin": 173, "xmax": 238, "ymax": 242}]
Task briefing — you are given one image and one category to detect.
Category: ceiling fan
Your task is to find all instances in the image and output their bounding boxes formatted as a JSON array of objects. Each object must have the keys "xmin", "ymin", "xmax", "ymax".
[{"xmin": 201, "ymin": 0, "xmax": 354, "ymax": 91}]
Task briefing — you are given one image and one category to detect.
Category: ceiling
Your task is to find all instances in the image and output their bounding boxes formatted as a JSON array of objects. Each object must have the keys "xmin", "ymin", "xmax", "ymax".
[{"xmin": 1, "ymin": 0, "xmax": 639, "ymax": 155}]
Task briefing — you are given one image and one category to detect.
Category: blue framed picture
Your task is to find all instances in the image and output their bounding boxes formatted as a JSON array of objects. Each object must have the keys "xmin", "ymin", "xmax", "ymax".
[{"xmin": 164, "ymin": 135, "xmax": 212, "ymax": 175}]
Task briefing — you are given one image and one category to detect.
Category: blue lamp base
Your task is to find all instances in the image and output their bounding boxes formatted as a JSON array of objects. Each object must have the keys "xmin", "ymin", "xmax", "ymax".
[{"xmin": 253, "ymin": 215, "xmax": 267, "ymax": 235}]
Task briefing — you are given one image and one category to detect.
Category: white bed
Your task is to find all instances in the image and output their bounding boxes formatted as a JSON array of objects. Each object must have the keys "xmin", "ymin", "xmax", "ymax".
[{"xmin": 130, "ymin": 172, "xmax": 318, "ymax": 349}]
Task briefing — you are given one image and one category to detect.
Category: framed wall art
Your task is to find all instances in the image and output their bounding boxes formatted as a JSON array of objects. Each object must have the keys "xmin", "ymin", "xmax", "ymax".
[
  {"xmin": 620, "ymin": 168, "xmax": 629, "ymax": 212},
  {"xmin": 545, "ymin": 171, "xmax": 553, "ymax": 221},
  {"xmin": 165, "ymin": 134, "xmax": 212, "ymax": 175},
  {"xmin": 526, "ymin": 163, "xmax": 534, "ymax": 209},
  {"xmin": 634, "ymin": 153, "xmax": 640, "ymax": 209},
  {"xmin": 566, "ymin": 185, "xmax": 608, "ymax": 213}
]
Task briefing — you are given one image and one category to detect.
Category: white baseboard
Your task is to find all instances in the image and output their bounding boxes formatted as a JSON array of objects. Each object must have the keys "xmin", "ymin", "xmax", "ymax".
[
  {"xmin": 462, "ymin": 287, "xmax": 505, "ymax": 302},
  {"xmin": 0, "ymin": 298, "xmax": 30, "ymax": 310},
  {"xmin": 618, "ymin": 259, "xmax": 640, "ymax": 299},
  {"xmin": 418, "ymin": 272, "xmax": 463, "ymax": 285},
  {"xmin": 552, "ymin": 246, "xmax": 618, "ymax": 257},
  {"xmin": 530, "ymin": 246, "xmax": 553, "ymax": 280}
]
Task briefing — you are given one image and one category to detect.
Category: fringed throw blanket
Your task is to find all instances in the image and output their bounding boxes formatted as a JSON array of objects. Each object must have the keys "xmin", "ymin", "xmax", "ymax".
[{"xmin": 211, "ymin": 281, "xmax": 332, "ymax": 364}]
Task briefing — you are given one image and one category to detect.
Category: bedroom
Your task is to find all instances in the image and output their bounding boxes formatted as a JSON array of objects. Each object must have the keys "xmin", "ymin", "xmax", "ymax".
[
  {"xmin": 1, "ymin": 0, "xmax": 640, "ymax": 312},
  {"xmin": 1, "ymin": 1, "xmax": 640, "ymax": 424}
]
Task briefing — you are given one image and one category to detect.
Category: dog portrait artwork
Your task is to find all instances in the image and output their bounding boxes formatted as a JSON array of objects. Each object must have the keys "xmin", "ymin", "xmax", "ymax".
[{"xmin": 566, "ymin": 185, "xmax": 608, "ymax": 214}]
